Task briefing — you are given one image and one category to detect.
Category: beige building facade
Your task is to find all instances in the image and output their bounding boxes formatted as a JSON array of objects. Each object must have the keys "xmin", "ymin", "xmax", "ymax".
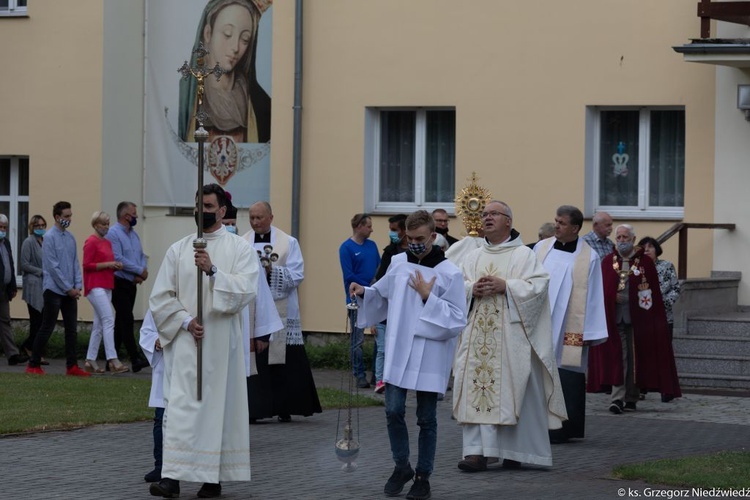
[{"xmin": 0, "ymin": 1, "xmax": 728, "ymax": 333}]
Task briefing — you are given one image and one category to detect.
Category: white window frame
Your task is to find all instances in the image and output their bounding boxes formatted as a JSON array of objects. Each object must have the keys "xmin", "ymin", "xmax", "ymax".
[
  {"xmin": 584, "ymin": 106, "xmax": 685, "ymax": 220},
  {"xmin": 364, "ymin": 107, "xmax": 456, "ymax": 215},
  {"xmin": 0, "ymin": 156, "xmax": 29, "ymax": 284},
  {"xmin": 0, "ymin": 0, "xmax": 28, "ymax": 17}
]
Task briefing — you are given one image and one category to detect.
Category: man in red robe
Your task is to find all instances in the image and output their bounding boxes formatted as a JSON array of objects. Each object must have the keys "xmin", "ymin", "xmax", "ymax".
[{"xmin": 587, "ymin": 224, "xmax": 681, "ymax": 414}]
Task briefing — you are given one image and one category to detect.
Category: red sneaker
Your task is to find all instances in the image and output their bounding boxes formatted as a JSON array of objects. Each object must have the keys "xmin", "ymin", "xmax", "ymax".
[
  {"xmin": 25, "ymin": 365, "xmax": 45, "ymax": 375},
  {"xmin": 66, "ymin": 365, "xmax": 91, "ymax": 377}
]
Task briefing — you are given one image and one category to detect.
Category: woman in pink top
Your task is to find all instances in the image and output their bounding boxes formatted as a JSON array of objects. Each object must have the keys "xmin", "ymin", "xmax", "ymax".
[{"xmin": 83, "ymin": 211, "xmax": 129, "ymax": 374}]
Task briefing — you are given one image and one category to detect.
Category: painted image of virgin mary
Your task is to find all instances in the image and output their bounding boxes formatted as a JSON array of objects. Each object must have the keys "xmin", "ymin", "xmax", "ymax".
[{"xmin": 178, "ymin": 0, "xmax": 272, "ymax": 144}]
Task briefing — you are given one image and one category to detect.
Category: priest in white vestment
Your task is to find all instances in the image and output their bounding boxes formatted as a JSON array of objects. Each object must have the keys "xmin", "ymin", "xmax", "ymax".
[
  {"xmin": 148, "ymin": 185, "xmax": 258, "ymax": 498},
  {"xmin": 351, "ymin": 210, "xmax": 466, "ymax": 500},
  {"xmin": 242, "ymin": 201, "xmax": 321, "ymax": 421},
  {"xmin": 454, "ymin": 201, "xmax": 567, "ymax": 473},
  {"xmin": 534, "ymin": 205, "xmax": 608, "ymax": 443}
]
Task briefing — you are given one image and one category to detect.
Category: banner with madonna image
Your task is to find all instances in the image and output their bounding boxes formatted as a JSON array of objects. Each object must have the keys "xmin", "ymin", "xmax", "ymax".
[{"xmin": 144, "ymin": 0, "xmax": 272, "ymax": 207}]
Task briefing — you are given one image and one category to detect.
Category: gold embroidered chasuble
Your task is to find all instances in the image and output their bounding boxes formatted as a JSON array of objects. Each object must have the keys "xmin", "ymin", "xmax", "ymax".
[{"xmin": 454, "ymin": 239, "xmax": 567, "ymax": 428}]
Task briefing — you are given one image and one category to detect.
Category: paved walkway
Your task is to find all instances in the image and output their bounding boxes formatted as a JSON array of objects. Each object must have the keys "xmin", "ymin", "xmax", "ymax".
[{"xmin": 1, "ymin": 362, "xmax": 749, "ymax": 499}]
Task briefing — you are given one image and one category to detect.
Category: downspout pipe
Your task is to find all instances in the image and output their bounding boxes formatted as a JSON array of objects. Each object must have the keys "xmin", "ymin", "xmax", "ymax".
[{"xmin": 291, "ymin": 0, "xmax": 303, "ymax": 238}]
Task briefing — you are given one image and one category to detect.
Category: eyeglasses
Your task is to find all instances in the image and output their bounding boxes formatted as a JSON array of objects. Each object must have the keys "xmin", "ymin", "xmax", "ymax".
[{"xmin": 481, "ymin": 211, "xmax": 511, "ymax": 219}]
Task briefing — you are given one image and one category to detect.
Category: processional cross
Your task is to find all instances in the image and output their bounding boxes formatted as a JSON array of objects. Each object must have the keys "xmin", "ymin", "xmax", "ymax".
[{"xmin": 177, "ymin": 42, "xmax": 225, "ymax": 401}]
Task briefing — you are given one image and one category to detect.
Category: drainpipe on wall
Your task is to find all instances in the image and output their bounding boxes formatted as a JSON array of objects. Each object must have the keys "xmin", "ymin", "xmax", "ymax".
[{"xmin": 291, "ymin": 0, "xmax": 303, "ymax": 238}]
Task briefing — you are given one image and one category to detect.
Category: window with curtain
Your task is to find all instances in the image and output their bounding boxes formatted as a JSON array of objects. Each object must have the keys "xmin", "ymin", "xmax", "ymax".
[
  {"xmin": 368, "ymin": 108, "xmax": 456, "ymax": 213},
  {"xmin": 0, "ymin": 156, "xmax": 30, "ymax": 279},
  {"xmin": 586, "ymin": 106, "xmax": 684, "ymax": 219}
]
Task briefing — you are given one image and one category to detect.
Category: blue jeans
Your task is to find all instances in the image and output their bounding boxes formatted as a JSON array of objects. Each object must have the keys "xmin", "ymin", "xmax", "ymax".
[
  {"xmin": 153, "ymin": 407, "xmax": 164, "ymax": 471},
  {"xmin": 349, "ymin": 309, "xmax": 365, "ymax": 379},
  {"xmin": 374, "ymin": 323, "xmax": 386, "ymax": 382},
  {"xmin": 384, "ymin": 383, "xmax": 438, "ymax": 476}
]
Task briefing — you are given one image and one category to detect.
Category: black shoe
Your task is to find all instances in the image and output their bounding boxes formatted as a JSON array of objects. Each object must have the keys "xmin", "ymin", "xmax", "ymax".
[
  {"xmin": 132, "ymin": 357, "xmax": 150, "ymax": 373},
  {"xmin": 277, "ymin": 415, "xmax": 292, "ymax": 423},
  {"xmin": 144, "ymin": 469, "xmax": 161, "ymax": 483},
  {"xmin": 8, "ymin": 353, "xmax": 29, "ymax": 366},
  {"xmin": 502, "ymin": 459, "xmax": 521, "ymax": 469},
  {"xmin": 661, "ymin": 394, "xmax": 675, "ymax": 403},
  {"xmin": 149, "ymin": 478, "xmax": 180, "ymax": 498},
  {"xmin": 356, "ymin": 376, "xmax": 370, "ymax": 389},
  {"xmin": 406, "ymin": 474, "xmax": 431, "ymax": 500},
  {"xmin": 384, "ymin": 464, "xmax": 414, "ymax": 496},
  {"xmin": 624, "ymin": 402, "xmax": 637, "ymax": 411},
  {"xmin": 197, "ymin": 483, "xmax": 221, "ymax": 498},
  {"xmin": 609, "ymin": 400, "xmax": 624, "ymax": 415}
]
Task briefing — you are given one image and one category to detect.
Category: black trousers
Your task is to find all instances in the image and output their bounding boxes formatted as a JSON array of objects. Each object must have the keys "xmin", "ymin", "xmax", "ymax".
[
  {"xmin": 21, "ymin": 304, "xmax": 43, "ymax": 353},
  {"xmin": 30, "ymin": 290, "xmax": 78, "ymax": 368},
  {"xmin": 112, "ymin": 277, "xmax": 142, "ymax": 362}
]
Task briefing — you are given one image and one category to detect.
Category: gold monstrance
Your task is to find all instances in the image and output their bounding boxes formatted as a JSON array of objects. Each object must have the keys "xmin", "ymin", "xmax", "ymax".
[
  {"xmin": 178, "ymin": 42, "xmax": 225, "ymax": 401},
  {"xmin": 455, "ymin": 172, "xmax": 492, "ymax": 237}
]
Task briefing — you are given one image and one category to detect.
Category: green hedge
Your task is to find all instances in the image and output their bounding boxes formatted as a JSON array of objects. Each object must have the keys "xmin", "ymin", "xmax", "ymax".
[
  {"xmin": 11, "ymin": 325, "xmax": 374, "ymax": 371},
  {"xmin": 305, "ymin": 337, "xmax": 375, "ymax": 370},
  {"xmin": 11, "ymin": 325, "xmax": 139, "ymax": 360}
]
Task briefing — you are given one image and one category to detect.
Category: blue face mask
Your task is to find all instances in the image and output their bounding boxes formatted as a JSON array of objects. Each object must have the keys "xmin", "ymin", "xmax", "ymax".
[
  {"xmin": 33, "ymin": 229, "xmax": 46, "ymax": 237},
  {"xmin": 226, "ymin": 225, "xmax": 237, "ymax": 234},
  {"xmin": 388, "ymin": 231, "xmax": 400, "ymax": 244},
  {"xmin": 0, "ymin": 231, "xmax": 5, "ymax": 240}
]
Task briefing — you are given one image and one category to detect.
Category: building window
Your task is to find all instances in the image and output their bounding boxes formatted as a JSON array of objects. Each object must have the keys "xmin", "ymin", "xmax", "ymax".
[
  {"xmin": 365, "ymin": 108, "xmax": 456, "ymax": 213},
  {"xmin": 0, "ymin": 156, "xmax": 30, "ymax": 279},
  {"xmin": 0, "ymin": 0, "xmax": 28, "ymax": 16},
  {"xmin": 585, "ymin": 107, "xmax": 685, "ymax": 219}
]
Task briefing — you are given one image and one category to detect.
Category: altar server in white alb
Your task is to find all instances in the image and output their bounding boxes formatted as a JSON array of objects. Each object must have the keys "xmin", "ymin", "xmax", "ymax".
[
  {"xmin": 534, "ymin": 205, "xmax": 608, "ymax": 444},
  {"xmin": 454, "ymin": 200, "xmax": 567, "ymax": 473},
  {"xmin": 148, "ymin": 184, "xmax": 258, "ymax": 499},
  {"xmin": 350, "ymin": 210, "xmax": 466, "ymax": 500}
]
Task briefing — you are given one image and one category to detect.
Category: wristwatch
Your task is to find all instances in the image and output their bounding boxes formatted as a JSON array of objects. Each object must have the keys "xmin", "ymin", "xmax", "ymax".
[{"xmin": 207, "ymin": 265, "xmax": 217, "ymax": 277}]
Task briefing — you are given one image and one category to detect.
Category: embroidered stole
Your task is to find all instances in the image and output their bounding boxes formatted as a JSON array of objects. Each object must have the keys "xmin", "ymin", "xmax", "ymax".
[
  {"xmin": 537, "ymin": 238, "xmax": 590, "ymax": 367},
  {"xmin": 267, "ymin": 229, "xmax": 290, "ymax": 364}
]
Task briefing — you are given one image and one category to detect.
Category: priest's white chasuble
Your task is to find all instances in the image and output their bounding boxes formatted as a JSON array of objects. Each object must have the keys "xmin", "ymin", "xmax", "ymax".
[{"xmin": 454, "ymin": 239, "xmax": 567, "ymax": 428}]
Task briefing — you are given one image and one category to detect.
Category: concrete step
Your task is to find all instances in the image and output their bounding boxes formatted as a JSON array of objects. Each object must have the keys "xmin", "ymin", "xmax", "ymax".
[
  {"xmin": 677, "ymin": 372, "xmax": 750, "ymax": 390},
  {"xmin": 673, "ymin": 334, "xmax": 750, "ymax": 357},
  {"xmin": 675, "ymin": 353, "xmax": 750, "ymax": 378},
  {"xmin": 687, "ymin": 312, "xmax": 750, "ymax": 337}
]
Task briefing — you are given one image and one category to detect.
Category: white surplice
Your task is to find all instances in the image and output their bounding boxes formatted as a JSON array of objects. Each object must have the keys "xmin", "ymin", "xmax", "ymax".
[
  {"xmin": 355, "ymin": 253, "xmax": 466, "ymax": 394},
  {"xmin": 139, "ymin": 310, "xmax": 164, "ymax": 408},
  {"xmin": 242, "ymin": 227, "xmax": 304, "ymax": 345},
  {"xmin": 242, "ymin": 256, "xmax": 284, "ymax": 376},
  {"xmin": 534, "ymin": 238, "xmax": 608, "ymax": 372},
  {"xmin": 149, "ymin": 226, "xmax": 258, "ymax": 483}
]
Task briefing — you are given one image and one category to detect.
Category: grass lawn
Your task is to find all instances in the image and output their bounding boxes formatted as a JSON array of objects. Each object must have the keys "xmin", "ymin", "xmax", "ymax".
[
  {"xmin": 0, "ymin": 373, "xmax": 380, "ymax": 435},
  {"xmin": 613, "ymin": 451, "xmax": 750, "ymax": 489},
  {"xmin": 0, "ymin": 372, "xmax": 153, "ymax": 435}
]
